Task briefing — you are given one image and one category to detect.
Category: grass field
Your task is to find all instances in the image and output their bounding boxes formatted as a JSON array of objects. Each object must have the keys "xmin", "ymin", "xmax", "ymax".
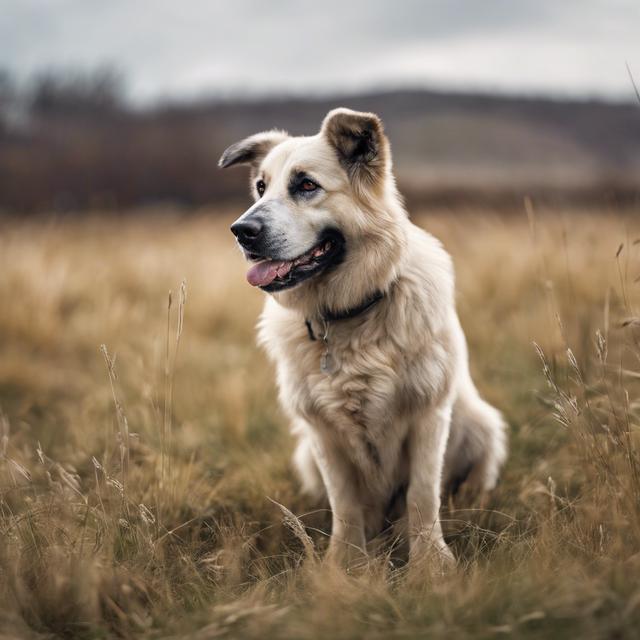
[{"xmin": 1, "ymin": 206, "xmax": 640, "ymax": 639}]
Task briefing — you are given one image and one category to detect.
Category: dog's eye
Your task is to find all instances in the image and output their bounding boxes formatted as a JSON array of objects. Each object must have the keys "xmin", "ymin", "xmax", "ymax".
[
  {"xmin": 256, "ymin": 180, "xmax": 266, "ymax": 197},
  {"xmin": 300, "ymin": 179, "xmax": 317, "ymax": 192}
]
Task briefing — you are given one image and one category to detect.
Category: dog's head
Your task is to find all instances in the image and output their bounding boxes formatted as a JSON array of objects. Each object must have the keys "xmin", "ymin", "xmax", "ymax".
[{"xmin": 220, "ymin": 108, "xmax": 406, "ymax": 312}]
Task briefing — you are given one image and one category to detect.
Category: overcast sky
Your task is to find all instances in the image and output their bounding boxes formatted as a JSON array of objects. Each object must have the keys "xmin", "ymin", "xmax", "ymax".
[{"xmin": 2, "ymin": 0, "xmax": 639, "ymax": 103}]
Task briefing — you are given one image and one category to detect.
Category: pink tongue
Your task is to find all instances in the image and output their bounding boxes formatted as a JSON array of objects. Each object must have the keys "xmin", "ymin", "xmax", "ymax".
[{"xmin": 247, "ymin": 260, "xmax": 291, "ymax": 287}]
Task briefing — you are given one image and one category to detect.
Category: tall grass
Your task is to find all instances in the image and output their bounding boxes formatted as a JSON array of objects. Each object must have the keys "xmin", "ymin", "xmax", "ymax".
[{"xmin": 0, "ymin": 208, "xmax": 639, "ymax": 638}]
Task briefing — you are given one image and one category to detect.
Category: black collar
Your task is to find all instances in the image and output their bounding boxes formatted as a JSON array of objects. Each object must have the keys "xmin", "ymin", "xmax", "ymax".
[{"xmin": 305, "ymin": 290, "xmax": 385, "ymax": 341}]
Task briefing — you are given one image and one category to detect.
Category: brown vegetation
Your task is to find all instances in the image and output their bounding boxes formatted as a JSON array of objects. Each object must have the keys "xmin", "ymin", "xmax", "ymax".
[{"xmin": 1, "ymin": 206, "xmax": 640, "ymax": 638}]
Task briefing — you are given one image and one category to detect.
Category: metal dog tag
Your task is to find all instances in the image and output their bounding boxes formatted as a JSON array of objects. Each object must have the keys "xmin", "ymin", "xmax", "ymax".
[
  {"xmin": 320, "ymin": 350, "xmax": 336, "ymax": 375},
  {"xmin": 319, "ymin": 319, "xmax": 337, "ymax": 375}
]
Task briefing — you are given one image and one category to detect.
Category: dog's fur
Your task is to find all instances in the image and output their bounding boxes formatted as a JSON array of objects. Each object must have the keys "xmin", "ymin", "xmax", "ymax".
[{"xmin": 220, "ymin": 108, "xmax": 507, "ymax": 566}]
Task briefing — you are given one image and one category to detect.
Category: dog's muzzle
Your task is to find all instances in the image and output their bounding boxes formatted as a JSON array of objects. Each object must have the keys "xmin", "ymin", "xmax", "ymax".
[{"xmin": 230, "ymin": 215, "xmax": 264, "ymax": 252}]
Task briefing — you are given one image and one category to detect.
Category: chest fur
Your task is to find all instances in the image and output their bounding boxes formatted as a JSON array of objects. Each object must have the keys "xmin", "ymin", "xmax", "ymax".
[
  {"xmin": 282, "ymin": 320, "xmax": 397, "ymax": 424},
  {"xmin": 269, "ymin": 316, "xmax": 449, "ymax": 492}
]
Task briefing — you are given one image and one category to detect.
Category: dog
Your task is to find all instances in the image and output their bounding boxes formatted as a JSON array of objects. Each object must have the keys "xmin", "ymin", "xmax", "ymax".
[{"xmin": 219, "ymin": 108, "xmax": 507, "ymax": 567}]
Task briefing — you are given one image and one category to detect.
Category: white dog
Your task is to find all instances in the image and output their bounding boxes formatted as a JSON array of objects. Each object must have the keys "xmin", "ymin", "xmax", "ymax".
[{"xmin": 220, "ymin": 108, "xmax": 507, "ymax": 567}]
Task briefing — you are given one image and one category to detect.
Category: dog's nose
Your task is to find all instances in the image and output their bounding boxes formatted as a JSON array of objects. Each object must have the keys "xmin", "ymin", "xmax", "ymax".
[{"xmin": 230, "ymin": 217, "xmax": 263, "ymax": 247}]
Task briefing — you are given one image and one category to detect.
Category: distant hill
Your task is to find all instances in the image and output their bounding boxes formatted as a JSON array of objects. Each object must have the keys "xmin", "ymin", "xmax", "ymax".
[{"xmin": 1, "ymin": 87, "xmax": 639, "ymax": 212}]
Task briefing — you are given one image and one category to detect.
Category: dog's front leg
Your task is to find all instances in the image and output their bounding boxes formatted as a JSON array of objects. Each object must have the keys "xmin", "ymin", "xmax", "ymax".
[
  {"xmin": 407, "ymin": 401, "xmax": 455, "ymax": 569},
  {"xmin": 311, "ymin": 436, "xmax": 366, "ymax": 568}
]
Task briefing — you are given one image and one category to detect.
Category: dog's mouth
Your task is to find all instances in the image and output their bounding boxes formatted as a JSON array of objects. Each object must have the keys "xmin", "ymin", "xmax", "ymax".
[{"xmin": 244, "ymin": 229, "xmax": 345, "ymax": 292}]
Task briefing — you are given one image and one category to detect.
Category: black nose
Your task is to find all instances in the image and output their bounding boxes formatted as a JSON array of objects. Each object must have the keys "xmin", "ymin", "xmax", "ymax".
[{"xmin": 230, "ymin": 217, "xmax": 264, "ymax": 248}]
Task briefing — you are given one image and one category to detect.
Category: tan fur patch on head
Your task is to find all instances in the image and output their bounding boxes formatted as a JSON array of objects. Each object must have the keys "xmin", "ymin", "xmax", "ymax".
[{"xmin": 321, "ymin": 108, "xmax": 389, "ymax": 196}]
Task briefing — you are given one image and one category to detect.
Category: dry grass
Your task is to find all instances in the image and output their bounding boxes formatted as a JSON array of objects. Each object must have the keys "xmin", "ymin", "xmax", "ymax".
[{"xmin": 1, "ymin": 206, "xmax": 640, "ymax": 639}]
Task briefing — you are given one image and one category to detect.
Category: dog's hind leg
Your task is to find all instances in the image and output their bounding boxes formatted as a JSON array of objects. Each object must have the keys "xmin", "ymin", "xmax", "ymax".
[
  {"xmin": 443, "ymin": 377, "xmax": 507, "ymax": 495},
  {"xmin": 292, "ymin": 423, "xmax": 326, "ymax": 499}
]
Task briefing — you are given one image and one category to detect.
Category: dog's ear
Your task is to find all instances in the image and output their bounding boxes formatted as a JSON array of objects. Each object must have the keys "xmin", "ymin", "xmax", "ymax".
[
  {"xmin": 321, "ymin": 108, "xmax": 389, "ymax": 190},
  {"xmin": 218, "ymin": 130, "xmax": 289, "ymax": 169}
]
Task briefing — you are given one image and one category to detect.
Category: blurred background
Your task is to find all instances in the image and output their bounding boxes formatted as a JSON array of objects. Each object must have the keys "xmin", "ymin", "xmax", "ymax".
[{"xmin": 1, "ymin": 0, "xmax": 639, "ymax": 214}]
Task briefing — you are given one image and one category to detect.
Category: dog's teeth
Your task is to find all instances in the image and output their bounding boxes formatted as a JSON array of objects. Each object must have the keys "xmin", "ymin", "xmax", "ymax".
[{"xmin": 289, "ymin": 239, "xmax": 333, "ymax": 269}]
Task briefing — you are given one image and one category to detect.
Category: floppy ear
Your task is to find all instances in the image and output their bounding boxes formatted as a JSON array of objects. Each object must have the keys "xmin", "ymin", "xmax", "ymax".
[
  {"xmin": 321, "ymin": 108, "xmax": 389, "ymax": 190},
  {"xmin": 218, "ymin": 130, "xmax": 289, "ymax": 169}
]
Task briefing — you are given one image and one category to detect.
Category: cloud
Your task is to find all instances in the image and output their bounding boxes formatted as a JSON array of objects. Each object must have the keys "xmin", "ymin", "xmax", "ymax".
[{"xmin": 2, "ymin": 0, "xmax": 639, "ymax": 102}]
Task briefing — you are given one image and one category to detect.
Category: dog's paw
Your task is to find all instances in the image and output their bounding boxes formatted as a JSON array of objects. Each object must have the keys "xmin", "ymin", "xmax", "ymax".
[
  {"xmin": 407, "ymin": 537, "xmax": 456, "ymax": 581},
  {"xmin": 324, "ymin": 539, "xmax": 369, "ymax": 574}
]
